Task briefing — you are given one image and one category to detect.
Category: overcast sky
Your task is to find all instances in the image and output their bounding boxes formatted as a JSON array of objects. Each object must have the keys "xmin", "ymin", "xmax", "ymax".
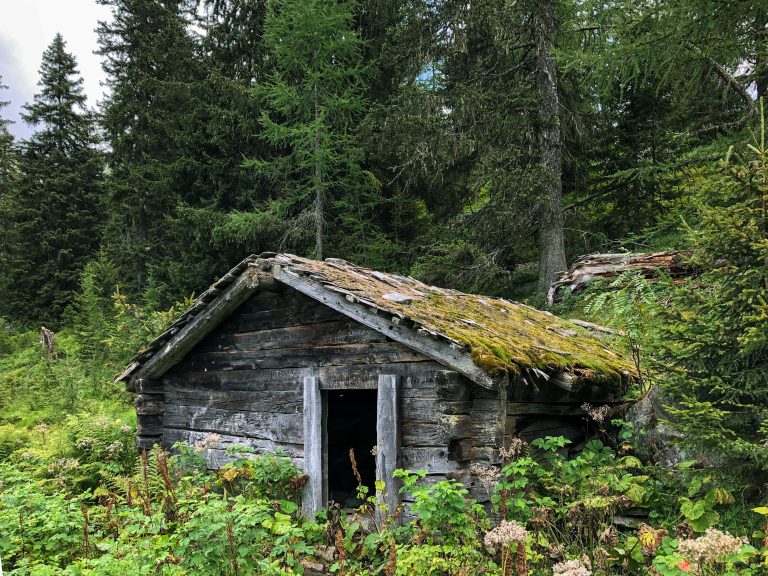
[{"xmin": 0, "ymin": 0, "xmax": 111, "ymax": 139}]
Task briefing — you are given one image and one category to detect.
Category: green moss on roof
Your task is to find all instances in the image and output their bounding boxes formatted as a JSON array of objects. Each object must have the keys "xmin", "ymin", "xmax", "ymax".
[{"xmin": 283, "ymin": 257, "xmax": 636, "ymax": 386}]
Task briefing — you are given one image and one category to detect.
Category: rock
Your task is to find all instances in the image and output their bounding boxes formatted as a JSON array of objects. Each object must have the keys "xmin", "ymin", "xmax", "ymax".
[
  {"xmin": 301, "ymin": 560, "xmax": 325, "ymax": 576},
  {"xmin": 382, "ymin": 292, "xmax": 413, "ymax": 304},
  {"xmin": 315, "ymin": 545, "xmax": 336, "ymax": 564},
  {"xmin": 626, "ymin": 386, "xmax": 687, "ymax": 467}
]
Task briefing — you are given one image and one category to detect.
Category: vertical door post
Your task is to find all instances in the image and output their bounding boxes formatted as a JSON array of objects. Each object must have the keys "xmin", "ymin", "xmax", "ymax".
[
  {"xmin": 303, "ymin": 376, "xmax": 324, "ymax": 517},
  {"xmin": 376, "ymin": 374, "xmax": 401, "ymax": 522}
]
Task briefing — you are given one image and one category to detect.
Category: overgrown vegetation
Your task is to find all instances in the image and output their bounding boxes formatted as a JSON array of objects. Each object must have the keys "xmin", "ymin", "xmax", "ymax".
[
  {"xmin": 1, "ymin": 0, "xmax": 768, "ymax": 572},
  {"xmin": 2, "ymin": 402, "xmax": 767, "ymax": 574}
]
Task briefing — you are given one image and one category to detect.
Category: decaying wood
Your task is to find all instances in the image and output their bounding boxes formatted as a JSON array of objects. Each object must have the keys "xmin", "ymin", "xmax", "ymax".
[
  {"xmin": 122, "ymin": 253, "xmax": 625, "ymax": 510},
  {"xmin": 271, "ymin": 264, "xmax": 499, "ymax": 390},
  {"xmin": 130, "ymin": 270, "xmax": 266, "ymax": 387},
  {"xmin": 376, "ymin": 375, "xmax": 401, "ymax": 521},
  {"xmin": 303, "ymin": 376, "xmax": 324, "ymax": 518},
  {"xmin": 548, "ymin": 250, "xmax": 694, "ymax": 305}
]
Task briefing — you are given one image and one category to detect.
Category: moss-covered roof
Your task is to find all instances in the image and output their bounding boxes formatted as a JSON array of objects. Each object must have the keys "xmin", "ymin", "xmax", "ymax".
[
  {"xmin": 264, "ymin": 254, "xmax": 635, "ymax": 387},
  {"xmin": 119, "ymin": 253, "xmax": 637, "ymax": 390}
]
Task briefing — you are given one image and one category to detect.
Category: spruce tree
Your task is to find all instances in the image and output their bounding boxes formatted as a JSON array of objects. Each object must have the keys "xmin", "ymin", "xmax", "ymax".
[
  {"xmin": 0, "ymin": 77, "xmax": 20, "ymax": 314},
  {"xmin": 0, "ymin": 76, "xmax": 16, "ymax": 191},
  {"xmin": 97, "ymin": 0, "xmax": 201, "ymax": 298},
  {"xmin": 1, "ymin": 35, "xmax": 103, "ymax": 326}
]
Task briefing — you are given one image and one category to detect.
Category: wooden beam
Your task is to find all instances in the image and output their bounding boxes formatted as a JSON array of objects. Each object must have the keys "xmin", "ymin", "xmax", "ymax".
[
  {"xmin": 302, "ymin": 376, "xmax": 325, "ymax": 518},
  {"xmin": 130, "ymin": 270, "xmax": 263, "ymax": 384},
  {"xmin": 271, "ymin": 265, "xmax": 497, "ymax": 390},
  {"xmin": 376, "ymin": 374, "xmax": 401, "ymax": 524}
]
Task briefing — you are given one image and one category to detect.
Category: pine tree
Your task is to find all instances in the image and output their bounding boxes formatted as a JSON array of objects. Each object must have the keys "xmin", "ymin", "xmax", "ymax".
[
  {"xmin": 0, "ymin": 35, "xmax": 103, "ymax": 326},
  {"xmin": 0, "ymin": 76, "xmax": 16, "ymax": 191},
  {"xmin": 97, "ymin": 0, "xmax": 201, "ymax": 298},
  {"xmin": 251, "ymin": 0, "xmax": 373, "ymax": 260},
  {"xmin": 0, "ymin": 77, "xmax": 21, "ymax": 314}
]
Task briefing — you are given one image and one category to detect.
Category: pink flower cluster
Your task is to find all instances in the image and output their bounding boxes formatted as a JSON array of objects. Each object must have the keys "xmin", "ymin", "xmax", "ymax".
[
  {"xmin": 499, "ymin": 437, "xmax": 527, "ymax": 460},
  {"xmin": 677, "ymin": 528, "xmax": 748, "ymax": 565},
  {"xmin": 552, "ymin": 558, "xmax": 592, "ymax": 576},
  {"xmin": 483, "ymin": 520, "xmax": 528, "ymax": 549}
]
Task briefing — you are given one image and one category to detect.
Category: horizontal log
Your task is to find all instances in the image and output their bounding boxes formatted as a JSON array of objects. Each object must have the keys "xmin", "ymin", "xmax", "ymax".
[
  {"xmin": 468, "ymin": 446, "xmax": 498, "ymax": 463},
  {"xmin": 401, "ymin": 398, "xmax": 441, "ymax": 421},
  {"xmin": 549, "ymin": 250, "xmax": 695, "ymax": 305},
  {"xmin": 137, "ymin": 414, "xmax": 163, "ymax": 436},
  {"xmin": 508, "ymin": 381, "xmax": 617, "ymax": 403},
  {"xmin": 447, "ymin": 438, "xmax": 473, "ymax": 462},
  {"xmin": 401, "ymin": 447, "xmax": 459, "ymax": 474},
  {"xmin": 504, "ymin": 402, "xmax": 587, "ymax": 416},
  {"xmin": 237, "ymin": 288, "xmax": 300, "ymax": 314},
  {"xmin": 135, "ymin": 394, "xmax": 164, "ymax": 415},
  {"xmin": 402, "ymin": 421, "xmax": 443, "ymax": 447},
  {"xmin": 136, "ymin": 436, "xmax": 162, "ymax": 450},
  {"xmin": 135, "ymin": 378, "xmax": 164, "ymax": 394},
  {"xmin": 435, "ymin": 371, "xmax": 472, "ymax": 402},
  {"xmin": 196, "ymin": 320, "xmax": 387, "ymax": 353},
  {"xmin": 215, "ymin": 300, "xmax": 343, "ymax": 334},
  {"xmin": 165, "ymin": 389, "xmax": 302, "ymax": 414},
  {"xmin": 165, "ymin": 361, "xmax": 442, "ymax": 392},
  {"xmin": 133, "ymin": 271, "xmax": 262, "ymax": 382},
  {"xmin": 512, "ymin": 421, "xmax": 585, "ymax": 443},
  {"xmin": 175, "ymin": 342, "xmax": 426, "ymax": 373},
  {"xmin": 163, "ymin": 404, "xmax": 304, "ymax": 444},
  {"xmin": 163, "ymin": 428, "xmax": 304, "ymax": 460}
]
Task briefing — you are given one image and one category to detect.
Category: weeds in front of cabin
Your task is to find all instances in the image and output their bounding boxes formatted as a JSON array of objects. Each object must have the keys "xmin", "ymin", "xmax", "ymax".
[{"xmin": 0, "ymin": 423, "xmax": 767, "ymax": 575}]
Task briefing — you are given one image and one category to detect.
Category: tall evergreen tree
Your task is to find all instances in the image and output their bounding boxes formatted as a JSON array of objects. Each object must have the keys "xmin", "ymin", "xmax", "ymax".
[
  {"xmin": 251, "ymin": 0, "xmax": 372, "ymax": 260},
  {"xmin": 0, "ymin": 76, "xmax": 16, "ymax": 190},
  {"xmin": 533, "ymin": 0, "xmax": 567, "ymax": 294},
  {"xmin": 0, "ymin": 77, "xmax": 21, "ymax": 314},
  {"xmin": 97, "ymin": 0, "xmax": 201, "ymax": 298},
  {"xmin": 371, "ymin": 0, "xmax": 569, "ymax": 295},
  {"xmin": 0, "ymin": 35, "xmax": 103, "ymax": 326}
]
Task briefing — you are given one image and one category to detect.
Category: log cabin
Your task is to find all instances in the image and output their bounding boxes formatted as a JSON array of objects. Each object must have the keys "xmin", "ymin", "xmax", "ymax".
[{"xmin": 118, "ymin": 253, "xmax": 636, "ymax": 516}]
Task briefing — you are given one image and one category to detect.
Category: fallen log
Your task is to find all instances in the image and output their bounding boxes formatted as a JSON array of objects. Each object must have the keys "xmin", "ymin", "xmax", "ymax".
[{"xmin": 548, "ymin": 250, "xmax": 695, "ymax": 305}]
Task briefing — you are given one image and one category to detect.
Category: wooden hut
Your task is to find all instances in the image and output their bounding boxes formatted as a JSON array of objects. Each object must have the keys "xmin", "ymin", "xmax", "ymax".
[{"xmin": 118, "ymin": 253, "xmax": 635, "ymax": 515}]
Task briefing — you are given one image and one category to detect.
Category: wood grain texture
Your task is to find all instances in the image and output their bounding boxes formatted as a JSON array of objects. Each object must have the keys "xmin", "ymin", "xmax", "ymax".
[
  {"xmin": 302, "ymin": 376, "xmax": 325, "ymax": 517},
  {"xmin": 163, "ymin": 404, "xmax": 304, "ymax": 444},
  {"xmin": 132, "ymin": 271, "xmax": 262, "ymax": 382},
  {"xmin": 376, "ymin": 374, "xmax": 401, "ymax": 521},
  {"xmin": 271, "ymin": 265, "xmax": 498, "ymax": 389}
]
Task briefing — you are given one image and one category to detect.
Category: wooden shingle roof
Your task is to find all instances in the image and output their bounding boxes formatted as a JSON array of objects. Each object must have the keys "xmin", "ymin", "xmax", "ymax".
[{"xmin": 118, "ymin": 253, "xmax": 637, "ymax": 392}]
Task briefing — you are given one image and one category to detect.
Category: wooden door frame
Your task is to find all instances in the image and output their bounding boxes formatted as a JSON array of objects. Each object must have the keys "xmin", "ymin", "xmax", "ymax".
[{"xmin": 302, "ymin": 374, "xmax": 401, "ymax": 518}]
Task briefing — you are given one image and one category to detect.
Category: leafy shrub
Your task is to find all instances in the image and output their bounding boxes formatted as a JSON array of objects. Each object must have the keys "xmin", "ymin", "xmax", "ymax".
[
  {"xmin": 395, "ymin": 469, "xmax": 489, "ymax": 546},
  {"xmin": 217, "ymin": 447, "xmax": 306, "ymax": 502},
  {"xmin": 0, "ymin": 424, "xmax": 30, "ymax": 460}
]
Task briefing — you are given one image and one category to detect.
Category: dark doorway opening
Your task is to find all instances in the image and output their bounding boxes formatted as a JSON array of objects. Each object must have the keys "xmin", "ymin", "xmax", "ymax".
[{"xmin": 326, "ymin": 389, "xmax": 377, "ymax": 507}]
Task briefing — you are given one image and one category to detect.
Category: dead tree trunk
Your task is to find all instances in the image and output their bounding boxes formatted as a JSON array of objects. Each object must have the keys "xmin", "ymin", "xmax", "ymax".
[
  {"xmin": 534, "ymin": 0, "xmax": 567, "ymax": 298},
  {"xmin": 547, "ymin": 250, "xmax": 695, "ymax": 305}
]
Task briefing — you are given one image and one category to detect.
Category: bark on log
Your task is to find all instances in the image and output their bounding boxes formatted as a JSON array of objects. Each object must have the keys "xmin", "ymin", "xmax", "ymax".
[{"xmin": 548, "ymin": 250, "xmax": 694, "ymax": 305}]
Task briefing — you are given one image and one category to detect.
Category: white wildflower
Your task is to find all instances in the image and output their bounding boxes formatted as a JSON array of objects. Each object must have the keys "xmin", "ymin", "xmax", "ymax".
[
  {"xmin": 484, "ymin": 520, "xmax": 528, "ymax": 549},
  {"xmin": 552, "ymin": 558, "xmax": 592, "ymax": 576},
  {"xmin": 677, "ymin": 528, "xmax": 748, "ymax": 565}
]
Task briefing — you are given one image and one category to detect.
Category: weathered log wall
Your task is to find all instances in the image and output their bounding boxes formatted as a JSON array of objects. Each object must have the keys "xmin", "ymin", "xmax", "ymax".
[
  {"xmin": 155, "ymin": 284, "xmax": 504, "ymax": 501},
  {"xmin": 142, "ymin": 282, "xmax": 615, "ymax": 508}
]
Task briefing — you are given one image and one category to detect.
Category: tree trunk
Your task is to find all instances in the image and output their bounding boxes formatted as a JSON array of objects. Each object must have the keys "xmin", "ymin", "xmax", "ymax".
[
  {"xmin": 533, "ymin": 0, "xmax": 567, "ymax": 297},
  {"xmin": 755, "ymin": 7, "xmax": 768, "ymax": 100},
  {"xmin": 313, "ymin": 80, "xmax": 324, "ymax": 260}
]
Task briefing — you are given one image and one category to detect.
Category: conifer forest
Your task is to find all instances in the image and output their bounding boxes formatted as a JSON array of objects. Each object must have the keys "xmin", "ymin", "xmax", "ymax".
[{"xmin": 1, "ymin": 1, "xmax": 768, "ymax": 574}]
